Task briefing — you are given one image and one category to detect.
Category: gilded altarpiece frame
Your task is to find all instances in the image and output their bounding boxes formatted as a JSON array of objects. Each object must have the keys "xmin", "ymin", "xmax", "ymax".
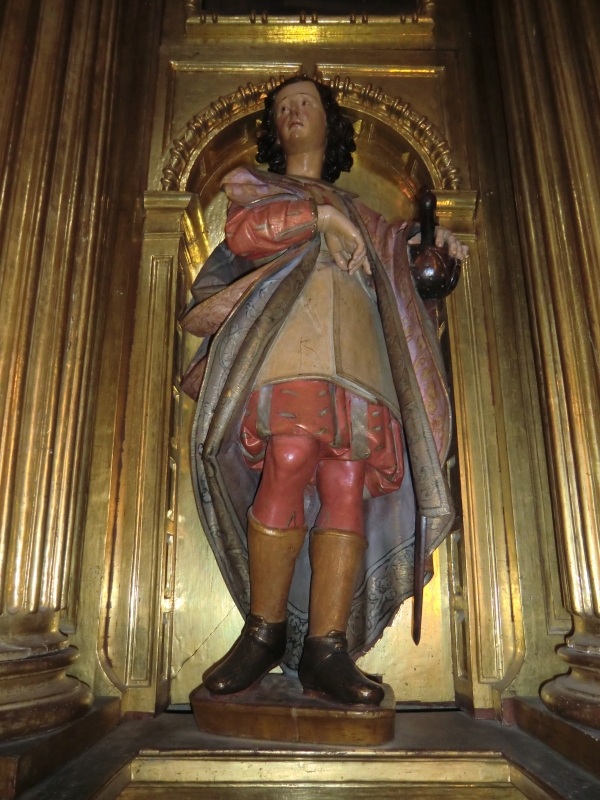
[{"xmin": 71, "ymin": 8, "xmax": 569, "ymax": 716}]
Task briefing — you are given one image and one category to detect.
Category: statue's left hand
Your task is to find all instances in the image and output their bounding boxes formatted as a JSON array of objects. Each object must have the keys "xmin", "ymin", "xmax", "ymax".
[{"xmin": 408, "ymin": 226, "xmax": 469, "ymax": 261}]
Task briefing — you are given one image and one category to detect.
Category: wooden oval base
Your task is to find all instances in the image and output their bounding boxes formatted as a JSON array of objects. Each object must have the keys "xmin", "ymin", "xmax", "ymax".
[{"xmin": 190, "ymin": 674, "xmax": 395, "ymax": 746}]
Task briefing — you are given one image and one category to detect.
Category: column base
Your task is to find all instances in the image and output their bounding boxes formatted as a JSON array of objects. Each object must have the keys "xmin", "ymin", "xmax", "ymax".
[
  {"xmin": 0, "ymin": 646, "xmax": 92, "ymax": 740},
  {"xmin": 0, "ymin": 697, "xmax": 120, "ymax": 798},
  {"xmin": 511, "ymin": 696, "xmax": 600, "ymax": 781},
  {"xmin": 541, "ymin": 619, "xmax": 600, "ymax": 730}
]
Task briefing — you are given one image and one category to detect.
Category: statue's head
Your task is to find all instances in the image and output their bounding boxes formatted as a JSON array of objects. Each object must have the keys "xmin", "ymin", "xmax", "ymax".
[{"xmin": 256, "ymin": 76, "xmax": 356, "ymax": 183}]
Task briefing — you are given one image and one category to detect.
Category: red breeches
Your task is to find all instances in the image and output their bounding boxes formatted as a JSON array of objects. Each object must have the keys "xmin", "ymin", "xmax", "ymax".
[{"xmin": 252, "ymin": 435, "xmax": 366, "ymax": 535}]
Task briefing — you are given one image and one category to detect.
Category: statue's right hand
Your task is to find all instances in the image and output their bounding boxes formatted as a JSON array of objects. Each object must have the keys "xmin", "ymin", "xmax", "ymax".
[{"xmin": 317, "ymin": 205, "xmax": 371, "ymax": 275}]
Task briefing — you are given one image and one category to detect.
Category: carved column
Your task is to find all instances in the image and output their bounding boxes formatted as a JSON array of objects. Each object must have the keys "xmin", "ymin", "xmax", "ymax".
[
  {"xmin": 493, "ymin": 0, "xmax": 600, "ymax": 726},
  {"xmin": 0, "ymin": 0, "xmax": 126, "ymax": 737}
]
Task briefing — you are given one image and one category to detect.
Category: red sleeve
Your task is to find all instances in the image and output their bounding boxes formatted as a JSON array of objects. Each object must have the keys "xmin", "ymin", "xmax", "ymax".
[{"xmin": 224, "ymin": 198, "xmax": 317, "ymax": 260}]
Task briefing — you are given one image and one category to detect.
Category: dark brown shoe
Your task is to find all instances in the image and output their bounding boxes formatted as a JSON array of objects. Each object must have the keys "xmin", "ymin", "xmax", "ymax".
[
  {"xmin": 203, "ymin": 614, "xmax": 287, "ymax": 695},
  {"xmin": 298, "ymin": 631, "xmax": 385, "ymax": 706}
]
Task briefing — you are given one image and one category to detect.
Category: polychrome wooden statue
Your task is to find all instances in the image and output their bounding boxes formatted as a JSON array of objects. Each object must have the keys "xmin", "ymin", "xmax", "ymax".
[{"xmin": 181, "ymin": 77, "xmax": 467, "ymax": 708}]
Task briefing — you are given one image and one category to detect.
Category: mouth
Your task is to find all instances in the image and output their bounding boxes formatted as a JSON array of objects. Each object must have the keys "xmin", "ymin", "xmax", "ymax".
[{"xmin": 289, "ymin": 120, "xmax": 303, "ymax": 129}]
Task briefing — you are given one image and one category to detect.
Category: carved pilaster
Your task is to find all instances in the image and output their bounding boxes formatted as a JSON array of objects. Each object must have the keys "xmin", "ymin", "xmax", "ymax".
[
  {"xmin": 103, "ymin": 192, "xmax": 195, "ymax": 714},
  {"xmin": 494, "ymin": 0, "xmax": 600, "ymax": 726}
]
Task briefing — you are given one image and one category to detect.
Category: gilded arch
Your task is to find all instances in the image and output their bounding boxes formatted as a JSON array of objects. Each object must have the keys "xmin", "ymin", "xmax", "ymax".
[{"xmin": 160, "ymin": 76, "xmax": 462, "ymax": 194}]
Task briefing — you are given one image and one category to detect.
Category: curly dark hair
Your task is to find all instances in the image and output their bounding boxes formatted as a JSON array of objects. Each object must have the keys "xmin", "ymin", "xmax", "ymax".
[{"xmin": 256, "ymin": 76, "xmax": 356, "ymax": 184}]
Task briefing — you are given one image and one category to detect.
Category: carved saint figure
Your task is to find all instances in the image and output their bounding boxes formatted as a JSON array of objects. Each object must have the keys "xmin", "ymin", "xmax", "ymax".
[{"xmin": 182, "ymin": 77, "xmax": 467, "ymax": 706}]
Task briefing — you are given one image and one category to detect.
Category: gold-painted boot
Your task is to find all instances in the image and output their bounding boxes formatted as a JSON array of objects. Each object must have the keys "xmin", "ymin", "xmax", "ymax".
[
  {"xmin": 203, "ymin": 512, "xmax": 306, "ymax": 695},
  {"xmin": 299, "ymin": 527, "xmax": 385, "ymax": 706}
]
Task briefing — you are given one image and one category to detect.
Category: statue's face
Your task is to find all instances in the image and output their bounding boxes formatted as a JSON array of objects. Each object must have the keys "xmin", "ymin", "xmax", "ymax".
[{"xmin": 274, "ymin": 81, "xmax": 327, "ymax": 158}]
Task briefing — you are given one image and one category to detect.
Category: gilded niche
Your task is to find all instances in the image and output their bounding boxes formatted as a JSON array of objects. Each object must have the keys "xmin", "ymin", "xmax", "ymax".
[{"xmin": 174, "ymin": 76, "xmax": 466, "ymax": 741}]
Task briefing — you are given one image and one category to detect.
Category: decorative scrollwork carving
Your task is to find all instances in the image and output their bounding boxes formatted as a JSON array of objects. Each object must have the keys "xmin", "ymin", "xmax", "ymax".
[
  {"xmin": 161, "ymin": 77, "xmax": 283, "ymax": 191},
  {"xmin": 160, "ymin": 75, "xmax": 460, "ymax": 191},
  {"xmin": 327, "ymin": 74, "xmax": 460, "ymax": 190}
]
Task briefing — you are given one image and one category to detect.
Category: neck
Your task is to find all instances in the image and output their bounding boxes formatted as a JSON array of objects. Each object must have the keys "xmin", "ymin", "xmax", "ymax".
[{"xmin": 284, "ymin": 148, "xmax": 325, "ymax": 180}]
